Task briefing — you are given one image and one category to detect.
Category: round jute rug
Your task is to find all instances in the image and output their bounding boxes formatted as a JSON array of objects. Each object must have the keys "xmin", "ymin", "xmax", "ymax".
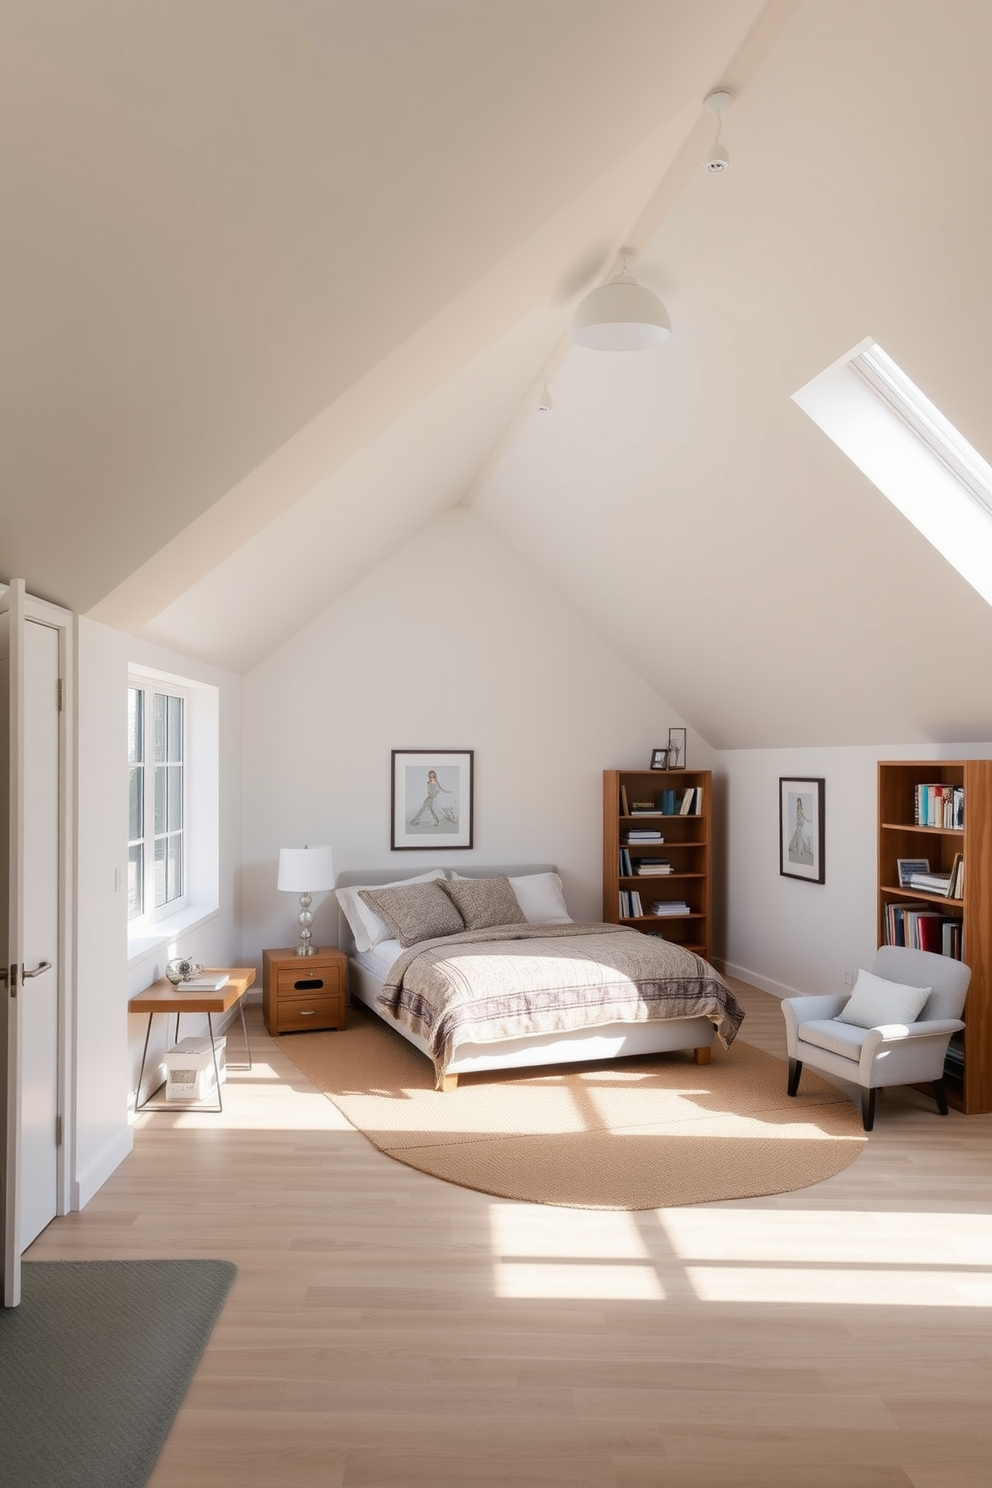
[{"xmin": 278, "ymin": 1008, "xmax": 867, "ymax": 1209}]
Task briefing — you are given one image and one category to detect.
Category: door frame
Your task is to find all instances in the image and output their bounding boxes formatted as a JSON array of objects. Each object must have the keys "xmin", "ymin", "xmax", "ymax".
[{"xmin": 1, "ymin": 581, "xmax": 75, "ymax": 1227}]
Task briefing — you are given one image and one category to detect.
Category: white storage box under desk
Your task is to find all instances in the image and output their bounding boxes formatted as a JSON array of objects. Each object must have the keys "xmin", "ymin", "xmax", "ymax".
[{"xmin": 164, "ymin": 1035, "xmax": 227, "ymax": 1102}]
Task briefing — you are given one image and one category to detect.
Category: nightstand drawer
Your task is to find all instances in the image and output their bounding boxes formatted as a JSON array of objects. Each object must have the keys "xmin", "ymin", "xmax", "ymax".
[
  {"xmin": 277, "ymin": 993, "xmax": 346, "ymax": 1034},
  {"xmin": 276, "ymin": 964, "xmax": 343, "ymax": 996}
]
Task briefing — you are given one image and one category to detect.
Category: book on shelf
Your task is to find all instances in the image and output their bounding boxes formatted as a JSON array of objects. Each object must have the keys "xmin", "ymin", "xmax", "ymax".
[
  {"xmin": 947, "ymin": 852, "xmax": 963, "ymax": 898},
  {"xmin": 619, "ymin": 889, "xmax": 645, "ymax": 917},
  {"xmin": 633, "ymin": 858, "xmax": 672, "ymax": 875},
  {"xmin": 914, "ymin": 783, "xmax": 964, "ymax": 829},
  {"xmin": 619, "ymin": 847, "xmax": 633, "ymax": 876},
  {"xmin": 623, "ymin": 830, "xmax": 664, "ymax": 842},
  {"xmin": 620, "ymin": 784, "xmax": 630, "ymax": 815},
  {"xmin": 943, "ymin": 1039, "xmax": 965, "ymax": 1081},
  {"xmin": 884, "ymin": 901, "xmax": 962, "ymax": 957},
  {"xmin": 908, "ymin": 871, "xmax": 954, "ymax": 895},
  {"xmin": 648, "ymin": 900, "xmax": 690, "ymax": 916}
]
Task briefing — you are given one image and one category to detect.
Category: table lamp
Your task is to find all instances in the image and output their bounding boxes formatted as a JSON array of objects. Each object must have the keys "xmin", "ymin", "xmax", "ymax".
[{"xmin": 277, "ymin": 845, "xmax": 335, "ymax": 956}]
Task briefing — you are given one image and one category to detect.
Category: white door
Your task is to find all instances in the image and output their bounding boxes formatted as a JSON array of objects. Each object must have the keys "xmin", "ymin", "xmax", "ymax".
[
  {"xmin": 19, "ymin": 619, "xmax": 61, "ymax": 1250},
  {"xmin": 1, "ymin": 581, "xmax": 68, "ymax": 1308}
]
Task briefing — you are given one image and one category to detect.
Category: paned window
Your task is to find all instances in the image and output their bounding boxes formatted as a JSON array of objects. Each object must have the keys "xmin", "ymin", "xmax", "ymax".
[{"xmin": 128, "ymin": 684, "xmax": 185, "ymax": 921}]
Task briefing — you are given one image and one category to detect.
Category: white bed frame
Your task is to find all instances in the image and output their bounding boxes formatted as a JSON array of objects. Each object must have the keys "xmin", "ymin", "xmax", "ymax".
[{"xmin": 338, "ymin": 864, "xmax": 715, "ymax": 1090}]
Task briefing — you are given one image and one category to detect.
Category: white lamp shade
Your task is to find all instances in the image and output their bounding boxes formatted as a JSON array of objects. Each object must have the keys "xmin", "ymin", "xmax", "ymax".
[
  {"xmin": 571, "ymin": 270, "xmax": 671, "ymax": 351},
  {"xmin": 277, "ymin": 845, "xmax": 335, "ymax": 893}
]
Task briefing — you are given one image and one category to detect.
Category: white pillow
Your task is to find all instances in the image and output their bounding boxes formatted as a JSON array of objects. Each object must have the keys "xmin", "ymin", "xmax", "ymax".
[
  {"xmin": 452, "ymin": 870, "xmax": 572, "ymax": 924},
  {"xmin": 336, "ymin": 869, "xmax": 446, "ymax": 952},
  {"xmin": 835, "ymin": 968, "xmax": 931, "ymax": 1029}
]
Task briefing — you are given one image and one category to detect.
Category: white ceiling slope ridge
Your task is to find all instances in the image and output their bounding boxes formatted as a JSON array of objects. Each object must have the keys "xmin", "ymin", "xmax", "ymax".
[
  {"xmin": 91, "ymin": 106, "xmax": 700, "ymax": 640},
  {"xmin": 128, "ymin": 1, "xmax": 792, "ymax": 669},
  {"xmin": 9, "ymin": 0, "xmax": 769, "ymax": 612},
  {"xmin": 473, "ymin": 0, "xmax": 992, "ymax": 751}
]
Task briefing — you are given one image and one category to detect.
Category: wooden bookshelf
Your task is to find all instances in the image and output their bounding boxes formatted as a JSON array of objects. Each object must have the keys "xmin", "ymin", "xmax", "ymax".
[
  {"xmin": 877, "ymin": 759, "xmax": 992, "ymax": 1115},
  {"xmin": 603, "ymin": 768, "xmax": 712, "ymax": 961}
]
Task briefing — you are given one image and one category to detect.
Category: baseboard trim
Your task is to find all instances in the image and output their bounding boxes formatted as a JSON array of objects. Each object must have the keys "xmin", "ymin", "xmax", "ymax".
[
  {"xmin": 721, "ymin": 961, "xmax": 809, "ymax": 1002},
  {"xmin": 73, "ymin": 1125, "xmax": 133, "ymax": 1211}
]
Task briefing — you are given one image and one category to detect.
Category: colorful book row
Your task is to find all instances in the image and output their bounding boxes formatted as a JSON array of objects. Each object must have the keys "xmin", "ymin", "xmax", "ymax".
[
  {"xmin": 884, "ymin": 901, "xmax": 962, "ymax": 958},
  {"xmin": 915, "ymin": 783, "xmax": 964, "ymax": 828}
]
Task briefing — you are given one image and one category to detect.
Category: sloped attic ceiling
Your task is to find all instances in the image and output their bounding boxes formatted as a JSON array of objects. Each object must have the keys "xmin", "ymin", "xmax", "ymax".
[
  {"xmin": 2, "ymin": 0, "xmax": 768, "ymax": 613},
  {"xmin": 4, "ymin": 2, "xmax": 992, "ymax": 750}
]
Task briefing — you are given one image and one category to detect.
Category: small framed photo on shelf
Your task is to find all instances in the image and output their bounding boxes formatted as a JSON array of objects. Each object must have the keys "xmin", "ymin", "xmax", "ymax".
[
  {"xmin": 897, "ymin": 857, "xmax": 930, "ymax": 888},
  {"xmin": 779, "ymin": 776, "xmax": 825, "ymax": 883},
  {"xmin": 667, "ymin": 728, "xmax": 686, "ymax": 769},
  {"xmin": 650, "ymin": 747, "xmax": 669, "ymax": 770},
  {"xmin": 391, "ymin": 749, "xmax": 474, "ymax": 850}
]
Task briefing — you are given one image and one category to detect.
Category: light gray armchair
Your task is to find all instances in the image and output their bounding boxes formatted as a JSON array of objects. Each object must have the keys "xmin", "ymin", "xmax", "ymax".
[{"xmin": 781, "ymin": 946, "xmax": 970, "ymax": 1131}]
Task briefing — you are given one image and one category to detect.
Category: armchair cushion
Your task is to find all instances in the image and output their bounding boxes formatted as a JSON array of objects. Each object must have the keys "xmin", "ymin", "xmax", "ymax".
[
  {"xmin": 835, "ymin": 968, "xmax": 931, "ymax": 1029},
  {"xmin": 797, "ymin": 1018, "xmax": 868, "ymax": 1061}
]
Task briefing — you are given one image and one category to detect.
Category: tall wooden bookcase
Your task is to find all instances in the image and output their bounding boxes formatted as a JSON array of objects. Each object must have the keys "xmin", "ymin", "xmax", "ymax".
[
  {"xmin": 603, "ymin": 768, "xmax": 712, "ymax": 961},
  {"xmin": 877, "ymin": 759, "xmax": 992, "ymax": 1115}
]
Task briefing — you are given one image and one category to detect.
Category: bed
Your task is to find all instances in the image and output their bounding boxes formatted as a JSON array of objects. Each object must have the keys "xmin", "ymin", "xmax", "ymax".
[{"xmin": 337, "ymin": 864, "xmax": 744, "ymax": 1090}]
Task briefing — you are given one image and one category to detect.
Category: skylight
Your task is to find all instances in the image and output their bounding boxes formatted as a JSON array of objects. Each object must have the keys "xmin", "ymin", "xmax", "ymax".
[
  {"xmin": 794, "ymin": 338, "xmax": 992, "ymax": 608},
  {"xmin": 848, "ymin": 343, "xmax": 992, "ymax": 517}
]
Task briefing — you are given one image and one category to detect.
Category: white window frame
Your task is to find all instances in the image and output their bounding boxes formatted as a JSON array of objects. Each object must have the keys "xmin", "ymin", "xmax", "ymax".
[
  {"xmin": 793, "ymin": 337, "xmax": 992, "ymax": 610},
  {"xmin": 128, "ymin": 678, "xmax": 188, "ymax": 927},
  {"xmin": 126, "ymin": 664, "xmax": 220, "ymax": 963}
]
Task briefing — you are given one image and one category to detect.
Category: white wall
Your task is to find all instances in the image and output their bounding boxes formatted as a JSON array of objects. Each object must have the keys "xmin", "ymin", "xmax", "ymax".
[
  {"xmin": 242, "ymin": 508, "xmax": 708, "ymax": 960},
  {"xmin": 717, "ymin": 741, "xmax": 992, "ymax": 1000},
  {"xmin": 73, "ymin": 618, "xmax": 243, "ymax": 1207}
]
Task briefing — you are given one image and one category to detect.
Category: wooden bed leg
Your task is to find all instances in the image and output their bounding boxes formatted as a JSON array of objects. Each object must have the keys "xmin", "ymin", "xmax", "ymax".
[
  {"xmin": 693, "ymin": 1047, "xmax": 711, "ymax": 1066},
  {"xmin": 439, "ymin": 1074, "xmax": 458, "ymax": 1092}
]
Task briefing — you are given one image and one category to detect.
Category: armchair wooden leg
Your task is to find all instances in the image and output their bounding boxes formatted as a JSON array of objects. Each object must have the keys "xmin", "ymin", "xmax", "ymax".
[
  {"xmin": 861, "ymin": 1086, "xmax": 876, "ymax": 1131},
  {"xmin": 787, "ymin": 1057, "xmax": 802, "ymax": 1096},
  {"xmin": 932, "ymin": 1078, "xmax": 949, "ymax": 1116}
]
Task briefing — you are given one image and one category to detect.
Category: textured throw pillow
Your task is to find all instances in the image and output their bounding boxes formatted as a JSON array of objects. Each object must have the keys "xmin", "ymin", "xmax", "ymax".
[
  {"xmin": 336, "ymin": 869, "xmax": 445, "ymax": 952},
  {"xmin": 835, "ymin": 968, "xmax": 931, "ymax": 1029},
  {"xmin": 440, "ymin": 874, "xmax": 528, "ymax": 931},
  {"xmin": 358, "ymin": 881, "xmax": 465, "ymax": 949},
  {"xmin": 451, "ymin": 870, "xmax": 573, "ymax": 924}
]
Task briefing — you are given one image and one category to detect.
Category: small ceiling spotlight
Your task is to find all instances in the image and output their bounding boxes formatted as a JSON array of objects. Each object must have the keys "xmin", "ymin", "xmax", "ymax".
[
  {"xmin": 703, "ymin": 89, "xmax": 732, "ymax": 173},
  {"xmin": 536, "ymin": 383, "xmax": 553, "ymax": 412}
]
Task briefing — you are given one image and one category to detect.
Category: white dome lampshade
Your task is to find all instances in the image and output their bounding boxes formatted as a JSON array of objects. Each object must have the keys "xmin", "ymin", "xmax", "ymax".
[{"xmin": 571, "ymin": 270, "xmax": 671, "ymax": 351}]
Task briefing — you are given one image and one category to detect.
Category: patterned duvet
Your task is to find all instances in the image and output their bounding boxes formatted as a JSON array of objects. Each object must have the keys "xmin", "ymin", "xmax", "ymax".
[{"xmin": 376, "ymin": 921, "xmax": 745, "ymax": 1078}]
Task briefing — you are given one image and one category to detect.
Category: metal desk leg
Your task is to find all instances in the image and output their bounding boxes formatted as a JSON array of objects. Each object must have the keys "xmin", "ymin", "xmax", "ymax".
[
  {"xmin": 207, "ymin": 1012, "xmax": 224, "ymax": 1113},
  {"xmin": 227, "ymin": 995, "xmax": 252, "ymax": 1071},
  {"xmin": 134, "ymin": 1012, "xmax": 156, "ymax": 1112}
]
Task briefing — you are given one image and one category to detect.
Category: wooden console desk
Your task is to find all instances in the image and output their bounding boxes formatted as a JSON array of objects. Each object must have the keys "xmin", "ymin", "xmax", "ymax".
[{"xmin": 129, "ymin": 967, "xmax": 255, "ymax": 1112}]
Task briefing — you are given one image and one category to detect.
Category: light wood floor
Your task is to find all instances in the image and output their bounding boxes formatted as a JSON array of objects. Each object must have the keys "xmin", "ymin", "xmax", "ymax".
[{"xmin": 28, "ymin": 983, "xmax": 992, "ymax": 1488}]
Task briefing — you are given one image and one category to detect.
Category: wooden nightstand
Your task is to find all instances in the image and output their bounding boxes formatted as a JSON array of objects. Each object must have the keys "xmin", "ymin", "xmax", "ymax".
[{"xmin": 262, "ymin": 947, "xmax": 347, "ymax": 1036}]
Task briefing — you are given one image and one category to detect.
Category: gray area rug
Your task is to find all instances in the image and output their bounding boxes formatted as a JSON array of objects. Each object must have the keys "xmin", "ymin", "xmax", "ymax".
[{"xmin": 0, "ymin": 1258, "xmax": 236, "ymax": 1488}]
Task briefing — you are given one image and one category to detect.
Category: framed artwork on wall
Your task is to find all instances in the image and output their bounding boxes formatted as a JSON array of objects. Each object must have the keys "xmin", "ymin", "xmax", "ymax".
[
  {"xmin": 779, "ymin": 777, "xmax": 825, "ymax": 883},
  {"xmin": 391, "ymin": 750, "xmax": 474, "ymax": 850}
]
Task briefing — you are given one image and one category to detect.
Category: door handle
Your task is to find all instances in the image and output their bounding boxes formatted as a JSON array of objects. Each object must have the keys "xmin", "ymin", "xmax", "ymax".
[{"xmin": 22, "ymin": 961, "xmax": 52, "ymax": 980}]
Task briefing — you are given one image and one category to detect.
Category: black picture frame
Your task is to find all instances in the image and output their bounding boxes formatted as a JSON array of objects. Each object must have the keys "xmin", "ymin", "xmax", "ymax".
[
  {"xmin": 391, "ymin": 750, "xmax": 474, "ymax": 850},
  {"xmin": 650, "ymin": 747, "xmax": 669, "ymax": 770},
  {"xmin": 667, "ymin": 727, "xmax": 686, "ymax": 770},
  {"xmin": 779, "ymin": 776, "xmax": 825, "ymax": 883}
]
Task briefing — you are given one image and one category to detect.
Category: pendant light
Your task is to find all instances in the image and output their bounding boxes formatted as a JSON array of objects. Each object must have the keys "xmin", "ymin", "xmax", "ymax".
[{"xmin": 571, "ymin": 259, "xmax": 671, "ymax": 352}]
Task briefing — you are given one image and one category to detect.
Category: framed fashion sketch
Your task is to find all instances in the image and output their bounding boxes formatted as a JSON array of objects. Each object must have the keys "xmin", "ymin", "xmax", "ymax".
[
  {"xmin": 391, "ymin": 750, "xmax": 474, "ymax": 849},
  {"xmin": 667, "ymin": 727, "xmax": 686, "ymax": 769},
  {"xmin": 779, "ymin": 777, "xmax": 825, "ymax": 883}
]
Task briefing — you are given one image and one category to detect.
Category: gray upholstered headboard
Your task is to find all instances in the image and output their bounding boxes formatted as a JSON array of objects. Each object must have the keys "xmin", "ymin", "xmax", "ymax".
[{"xmin": 334, "ymin": 864, "xmax": 557, "ymax": 953}]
